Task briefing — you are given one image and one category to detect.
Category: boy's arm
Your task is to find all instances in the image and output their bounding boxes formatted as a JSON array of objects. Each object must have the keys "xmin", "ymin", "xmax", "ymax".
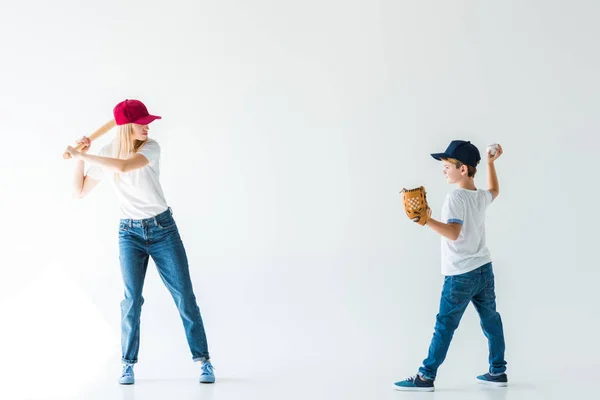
[
  {"xmin": 487, "ymin": 144, "xmax": 503, "ymax": 199},
  {"xmin": 426, "ymin": 218, "xmax": 462, "ymax": 241}
]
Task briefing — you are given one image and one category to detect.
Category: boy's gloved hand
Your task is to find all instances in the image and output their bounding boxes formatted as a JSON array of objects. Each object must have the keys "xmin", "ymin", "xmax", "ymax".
[{"xmin": 401, "ymin": 186, "xmax": 431, "ymax": 226}]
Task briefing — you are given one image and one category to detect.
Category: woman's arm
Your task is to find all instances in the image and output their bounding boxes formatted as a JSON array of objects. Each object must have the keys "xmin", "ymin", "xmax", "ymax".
[
  {"xmin": 65, "ymin": 146, "xmax": 150, "ymax": 173},
  {"xmin": 71, "ymin": 137, "xmax": 101, "ymax": 199},
  {"xmin": 73, "ymin": 163, "xmax": 101, "ymax": 199}
]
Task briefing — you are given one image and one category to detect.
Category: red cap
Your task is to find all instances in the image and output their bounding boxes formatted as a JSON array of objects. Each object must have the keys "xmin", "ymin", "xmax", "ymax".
[{"xmin": 113, "ymin": 99, "xmax": 162, "ymax": 126}]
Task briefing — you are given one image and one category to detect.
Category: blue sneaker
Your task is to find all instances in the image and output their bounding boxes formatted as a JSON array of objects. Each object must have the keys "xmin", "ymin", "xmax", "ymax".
[
  {"xmin": 199, "ymin": 361, "xmax": 215, "ymax": 384},
  {"xmin": 119, "ymin": 363, "xmax": 135, "ymax": 385},
  {"xmin": 476, "ymin": 373, "xmax": 508, "ymax": 387},
  {"xmin": 393, "ymin": 375, "xmax": 435, "ymax": 392}
]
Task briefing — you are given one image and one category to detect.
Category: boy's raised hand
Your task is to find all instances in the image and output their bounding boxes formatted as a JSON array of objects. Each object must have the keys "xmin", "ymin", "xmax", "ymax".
[{"xmin": 488, "ymin": 143, "xmax": 503, "ymax": 163}]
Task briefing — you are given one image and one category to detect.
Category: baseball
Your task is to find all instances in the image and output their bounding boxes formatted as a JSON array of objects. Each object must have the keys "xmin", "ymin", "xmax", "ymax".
[{"xmin": 486, "ymin": 143, "xmax": 499, "ymax": 156}]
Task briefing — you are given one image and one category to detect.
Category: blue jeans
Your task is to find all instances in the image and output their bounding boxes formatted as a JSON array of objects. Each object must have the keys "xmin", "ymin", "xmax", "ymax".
[
  {"xmin": 418, "ymin": 263, "xmax": 506, "ymax": 380},
  {"xmin": 118, "ymin": 208, "xmax": 210, "ymax": 364}
]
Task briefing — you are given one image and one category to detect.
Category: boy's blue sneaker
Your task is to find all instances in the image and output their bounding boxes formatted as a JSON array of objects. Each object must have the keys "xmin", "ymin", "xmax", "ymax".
[
  {"xmin": 199, "ymin": 361, "xmax": 215, "ymax": 384},
  {"xmin": 119, "ymin": 363, "xmax": 135, "ymax": 385},
  {"xmin": 476, "ymin": 373, "xmax": 508, "ymax": 387},
  {"xmin": 393, "ymin": 375, "xmax": 435, "ymax": 392}
]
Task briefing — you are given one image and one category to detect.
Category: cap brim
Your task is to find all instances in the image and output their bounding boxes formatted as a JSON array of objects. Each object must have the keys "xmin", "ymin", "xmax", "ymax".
[
  {"xmin": 133, "ymin": 115, "xmax": 162, "ymax": 125},
  {"xmin": 431, "ymin": 152, "xmax": 451, "ymax": 161}
]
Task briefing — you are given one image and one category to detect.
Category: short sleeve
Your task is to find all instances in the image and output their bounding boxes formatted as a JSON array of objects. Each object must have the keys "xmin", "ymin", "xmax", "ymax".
[
  {"xmin": 485, "ymin": 189, "xmax": 494, "ymax": 206},
  {"xmin": 85, "ymin": 144, "xmax": 111, "ymax": 181},
  {"xmin": 86, "ymin": 164, "xmax": 103, "ymax": 180},
  {"xmin": 441, "ymin": 192, "xmax": 465, "ymax": 225},
  {"xmin": 138, "ymin": 140, "xmax": 160, "ymax": 166}
]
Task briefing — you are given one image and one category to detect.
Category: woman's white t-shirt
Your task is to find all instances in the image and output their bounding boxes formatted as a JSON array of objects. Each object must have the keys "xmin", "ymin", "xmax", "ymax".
[{"xmin": 86, "ymin": 139, "xmax": 169, "ymax": 219}]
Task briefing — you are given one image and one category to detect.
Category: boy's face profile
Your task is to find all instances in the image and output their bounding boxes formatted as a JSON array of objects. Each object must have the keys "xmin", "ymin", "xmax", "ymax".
[{"xmin": 442, "ymin": 160, "xmax": 467, "ymax": 184}]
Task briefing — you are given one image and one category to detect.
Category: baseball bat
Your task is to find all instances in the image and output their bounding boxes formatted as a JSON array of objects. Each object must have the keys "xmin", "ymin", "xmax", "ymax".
[{"xmin": 63, "ymin": 119, "xmax": 116, "ymax": 159}]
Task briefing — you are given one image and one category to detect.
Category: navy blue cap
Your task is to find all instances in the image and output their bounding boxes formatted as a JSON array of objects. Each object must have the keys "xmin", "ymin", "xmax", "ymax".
[{"xmin": 431, "ymin": 140, "xmax": 481, "ymax": 168}]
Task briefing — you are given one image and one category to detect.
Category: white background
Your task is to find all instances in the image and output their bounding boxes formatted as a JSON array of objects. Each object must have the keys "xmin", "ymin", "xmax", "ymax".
[{"xmin": 1, "ymin": 1, "xmax": 598, "ymax": 399}]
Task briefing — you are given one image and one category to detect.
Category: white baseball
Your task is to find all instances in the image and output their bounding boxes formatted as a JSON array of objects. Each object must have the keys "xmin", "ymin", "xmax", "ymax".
[{"xmin": 486, "ymin": 143, "xmax": 499, "ymax": 156}]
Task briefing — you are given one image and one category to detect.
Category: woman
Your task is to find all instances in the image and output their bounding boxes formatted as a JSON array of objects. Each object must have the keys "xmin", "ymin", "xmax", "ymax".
[{"xmin": 66, "ymin": 99, "xmax": 215, "ymax": 385}]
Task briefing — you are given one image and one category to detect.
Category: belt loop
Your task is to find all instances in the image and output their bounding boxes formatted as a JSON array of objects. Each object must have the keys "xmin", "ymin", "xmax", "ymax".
[
  {"xmin": 154, "ymin": 217, "xmax": 158, "ymax": 226},
  {"xmin": 129, "ymin": 219, "xmax": 132, "ymax": 229},
  {"xmin": 169, "ymin": 207, "xmax": 173, "ymax": 216}
]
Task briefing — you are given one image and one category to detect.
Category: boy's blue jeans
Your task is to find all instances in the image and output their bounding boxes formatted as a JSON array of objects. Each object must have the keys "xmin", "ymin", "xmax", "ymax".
[
  {"xmin": 418, "ymin": 263, "xmax": 506, "ymax": 380},
  {"xmin": 118, "ymin": 208, "xmax": 210, "ymax": 364}
]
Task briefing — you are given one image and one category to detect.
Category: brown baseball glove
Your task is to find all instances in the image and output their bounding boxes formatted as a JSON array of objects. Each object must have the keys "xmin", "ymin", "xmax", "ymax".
[{"xmin": 401, "ymin": 186, "xmax": 431, "ymax": 226}]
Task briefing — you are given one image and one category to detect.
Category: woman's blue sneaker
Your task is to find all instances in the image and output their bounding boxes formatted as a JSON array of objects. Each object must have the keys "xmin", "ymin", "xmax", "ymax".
[
  {"xmin": 119, "ymin": 363, "xmax": 135, "ymax": 385},
  {"xmin": 199, "ymin": 361, "xmax": 216, "ymax": 384}
]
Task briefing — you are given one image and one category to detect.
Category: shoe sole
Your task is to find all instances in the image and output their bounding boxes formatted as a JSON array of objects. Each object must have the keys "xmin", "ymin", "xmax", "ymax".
[
  {"xmin": 393, "ymin": 385, "xmax": 434, "ymax": 392},
  {"xmin": 200, "ymin": 378, "xmax": 215, "ymax": 384},
  {"xmin": 476, "ymin": 378, "xmax": 507, "ymax": 387},
  {"xmin": 119, "ymin": 381, "xmax": 134, "ymax": 385}
]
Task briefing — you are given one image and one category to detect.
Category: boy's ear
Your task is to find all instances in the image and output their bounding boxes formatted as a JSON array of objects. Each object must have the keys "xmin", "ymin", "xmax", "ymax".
[{"xmin": 460, "ymin": 164, "xmax": 468, "ymax": 175}]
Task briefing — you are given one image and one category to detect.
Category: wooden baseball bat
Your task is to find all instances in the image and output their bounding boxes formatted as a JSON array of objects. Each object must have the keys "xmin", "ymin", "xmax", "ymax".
[{"xmin": 63, "ymin": 119, "xmax": 117, "ymax": 159}]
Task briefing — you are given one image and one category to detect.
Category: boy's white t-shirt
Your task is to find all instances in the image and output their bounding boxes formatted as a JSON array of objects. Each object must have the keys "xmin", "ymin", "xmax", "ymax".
[
  {"xmin": 86, "ymin": 139, "xmax": 169, "ymax": 219},
  {"xmin": 440, "ymin": 188, "xmax": 494, "ymax": 276}
]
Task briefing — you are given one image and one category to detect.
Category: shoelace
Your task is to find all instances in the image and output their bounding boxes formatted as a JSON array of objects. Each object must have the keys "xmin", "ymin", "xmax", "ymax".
[
  {"xmin": 405, "ymin": 375, "xmax": 430, "ymax": 383},
  {"xmin": 201, "ymin": 362, "xmax": 214, "ymax": 375},
  {"xmin": 121, "ymin": 364, "xmax": 134, "ymax": 377}
]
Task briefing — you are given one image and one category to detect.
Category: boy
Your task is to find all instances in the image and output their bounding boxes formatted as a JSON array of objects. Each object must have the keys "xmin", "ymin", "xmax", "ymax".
[{"xmin": 394, "ymin": 140, "xmax": 507, "ymax": 392}]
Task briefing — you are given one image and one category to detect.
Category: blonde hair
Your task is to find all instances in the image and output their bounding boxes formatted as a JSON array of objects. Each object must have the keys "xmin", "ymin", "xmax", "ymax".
[
  {"xmin": 112, "ymin": 124, "xmax": 145, "ymax": 159},
  {"xmin": 112, "ymin": 123, "xmax": 146, "ymax": 179},
  {"xmin": 443, "ymin": 157, "xmax": 478, "ymax": 178}
]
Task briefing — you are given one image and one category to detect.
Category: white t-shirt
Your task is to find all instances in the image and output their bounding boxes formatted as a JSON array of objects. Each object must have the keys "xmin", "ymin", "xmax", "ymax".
[
  {"xmin": 86, "ymin": 139, "xmax": 169, "ymax": 219},
  {"xmin": 440, "ymin": 188, "xmax": 494, "ymax": 276}
]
